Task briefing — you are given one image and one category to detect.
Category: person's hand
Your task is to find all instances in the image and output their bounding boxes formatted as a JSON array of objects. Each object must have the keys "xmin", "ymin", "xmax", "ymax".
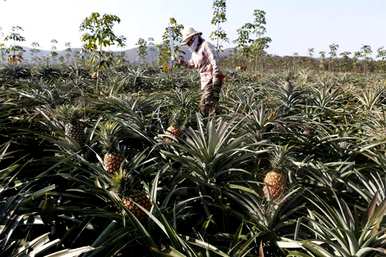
[
  {"xmin": 176, "ymin": 57, "xmax": 185, "ymax": 65},
  {"xmin": 213, "ymin": 78, "xmax": 222, "ymax": 87}
]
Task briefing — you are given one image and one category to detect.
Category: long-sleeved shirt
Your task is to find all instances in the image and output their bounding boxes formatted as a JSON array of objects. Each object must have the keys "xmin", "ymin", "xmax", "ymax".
[{"xmin": 185, "ymin": 41, "xmax": 223, "ymax": 90}]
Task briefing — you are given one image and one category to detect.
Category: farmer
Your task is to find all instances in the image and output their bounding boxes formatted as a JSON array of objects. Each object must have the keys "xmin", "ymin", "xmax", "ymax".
[{"xmin": 177, "ymin": 27, "xmax": 224, "ymax": 116}]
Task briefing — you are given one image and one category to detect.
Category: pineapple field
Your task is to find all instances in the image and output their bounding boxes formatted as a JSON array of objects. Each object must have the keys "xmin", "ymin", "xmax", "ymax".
[
  {"xmin": 1, "ymin": 1, "xmax": 386, "ymax": 256},
  {"xmin": 0, "ymin": 61, "xmax": 385, "ymax": 257}
]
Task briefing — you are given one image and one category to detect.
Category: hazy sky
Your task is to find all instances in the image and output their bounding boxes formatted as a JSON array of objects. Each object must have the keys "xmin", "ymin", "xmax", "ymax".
[{"xmin": 0, "ymin": 0, "xmax": 385, "ymax": 56}]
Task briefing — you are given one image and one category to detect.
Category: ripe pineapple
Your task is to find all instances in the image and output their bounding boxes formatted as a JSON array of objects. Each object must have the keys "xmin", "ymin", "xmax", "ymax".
[
  {"xmin": 103, "ymin": 153, "xmax": 125, "ymax": 174},
  {"xmin": 262, "ymin": 145, "xmax": 292, "ymax": 201},
  {"xmin": 263, "ymin": 168, "xmax": 286, "ymax": 200},
  {"xmin": 98, "ymin": 120, "xmax": 126, "ymax": 174},
  {"xmin": 163, "ymin": 124, "xmax": 183, "ymax": 144},
  {"xmin": 122, "ymin": 191, "xmax": 152, "ymax": 220},
  {"xmin": 117, "ymin": 173, "xmax": 152, "ymax": 220},
  {"xmin": 166, "ymin": 125, "xmax": 183, "ymax": 138}
]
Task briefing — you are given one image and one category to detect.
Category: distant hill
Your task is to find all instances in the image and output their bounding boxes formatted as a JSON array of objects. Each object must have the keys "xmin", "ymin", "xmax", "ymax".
[{"xmin": 1, "ymin": 45, "xmax": 235, "ymax": 64}]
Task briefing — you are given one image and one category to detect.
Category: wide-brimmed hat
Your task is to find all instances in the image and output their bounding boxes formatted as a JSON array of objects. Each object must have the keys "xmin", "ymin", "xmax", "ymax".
[{"xmin": 181, "ymin": 27, "xmax": 202, "ymax": 45}]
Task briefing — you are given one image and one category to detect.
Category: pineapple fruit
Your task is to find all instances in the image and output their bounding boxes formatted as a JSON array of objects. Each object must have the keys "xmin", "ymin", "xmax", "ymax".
[
  {"xmin": 98, "ymin": 120, "xmax": 127, "ymax": 174},
  {"xmin": 262, "ymin": 145, "xmax": 291, "ymax": 201},
  {"xmin": 65, "ymin": 121, "xmax": 86, "ymax": 145},
  {"xmin": 163, "ymin": 125, "xmax": 183, "ymax": 144},
  {"xmin": 162, "ymin": 111, "xmax": 186, "ymax": 144},
  {"xmin": 56, "ymin": 105, "xmax": 87, "ymax": 145},
  {"xmin": 122, "ymin": 191, "xmax": 152, "ymax": 220},
  {"xmin": 166, "ymin": 125, "xmax": 183, "ymax": 138},
  {"xmin": 103, "ymin": 153, "xmax": 125, "ymax": 174},
  {"xmin": 263, "ymin": 168, "xmax": 286, "ymax": 200},
  {"xmin": 116, "ymin": 173, "xmax": 152, "ymax": 220}
]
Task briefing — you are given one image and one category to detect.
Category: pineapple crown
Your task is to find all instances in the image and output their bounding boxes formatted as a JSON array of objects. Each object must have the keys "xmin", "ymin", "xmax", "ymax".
[
  {"xmin": 119, "ymin": 174, "xmax": 145, "ymax": 197},
  {"xmin": 110, "ymin": 168, "xmax": 145, "ymax": 196},
  {"xmin": 55, "ymin": 104, "xmax": 85, "ymax": 123},
  {"xmin": 269, "ymin": 144, "xmax": 294, "ymax": 171},
  {"xmin": 169, "ymin": 109, "xmax": 187, "ymax": 128},
  {"xmin": 98, "ymin": 120, "xmax": 128, "ymax": 153}
]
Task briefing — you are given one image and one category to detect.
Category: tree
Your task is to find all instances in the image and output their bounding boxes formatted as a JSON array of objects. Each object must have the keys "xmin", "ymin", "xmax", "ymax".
[
  {"xmin": 328, "ymin": 43, "xmax": 339, "ymax": 58},
  {"xmin": 376, "ymin": 46, "xmax": 386, "ymax": 60},
  {"xmin": 50, "ymin": 39, "xmax": 58, "ymax": 64},
  {"xmin": 361, "ymin": 45, "xmax": 372, "ymax": 59},
  {"xmin": 319, "ymin": 50, "xmax": 327, "ymax": 70},
  {"xmin": 360, "ymin": 45, "xmax": 373, "ymax": 73},
  {"xmin": 353, "ymin": 51, "xmax": 362, "ymax": 72},
  {"xmin": 210, "ymin": 0, "xmax": 228, "ymax": 53},
  {"xmin": 319, "ymin": 51, "xmax": 326, "ymax": 59},
  {"xmin": 147, "ymin": 37, "xmax": 155, "ymax": 47},
  {"xmin": 80, "ymin": 12, "xmax": 126, "ymax": 78},
  {"xmin": 4, "ymin": 26, "xmax": 26, "ymax": 65},
  {"xmin": 340, "ymin": 51, "xmax": 351, "ymax": 58},
  {"xmin": 376, "ymin": 46, "xmax": 386, "ymax": 72},
  {"xmin": 147, "ymin": 37, "xmax": 156, "ymax": 65},
  {"xmin": 308, "ymin": 48, "xmax": 314, "ymax": 58},
  {"xmin": 234, "ymin": 9, "xmax": 271, "ymax": 61},
  {"xmin": 30, "ymin": 41, "xmax": 40, "ymax": 63},
  {"xmin": 234, "ymin": 24, "xmax": 250, "ymax": 55},
  {"xmin": 0, "ymin": 42, "xmax": 4, "ymax": 63},
  {"xmin": 339, "ymin": 51, "xmax": 352, "ymax": 71},
  {"xmin": 80, "ymin": 12, "xmax": 126, "ymax": 52},
  {"xmin": 64, "ymin": 42, "xmax": 72, "ymax": 64},
  {"xmin": 328, "ymin": 43, "xmax": 339, "ymax": 71},
  {"xmin": 0, "ymin": 27, "xmax": 6, "ymax": 63},
  {"xmin": 136, "ymin": 38, "xmax": 147, "ymax": 64},
  {"xmin": 158, "ymin": 17, "xmax": 184, "ymax": 72}
]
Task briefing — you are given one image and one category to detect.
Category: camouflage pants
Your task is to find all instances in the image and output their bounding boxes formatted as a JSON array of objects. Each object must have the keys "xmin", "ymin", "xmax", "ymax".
[{"xmin": 199, "ymin": 79, "xmax": 223, "ymax": 116}]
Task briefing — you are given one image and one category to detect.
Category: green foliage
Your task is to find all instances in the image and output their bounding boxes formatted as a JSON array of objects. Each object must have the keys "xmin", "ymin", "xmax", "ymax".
[
  {"xmin": 0, "ymin": 29, "xmax": 6, "ymax": 63},
  {"xmin": 308, "ymin": 48, "xmax": 314, "ymax": 58},
  {"xmin": 50, "ymin": 38, "xmax": 59, "ymax": 62},
  {"xmin": 136, "ymin": 37, "xmax": 148, "ymax": 64},
  {"xmin": 4, "ymin": 26, "xmax": 26, "ymax": 64},
  {"xmin": 210, "ymin": 0, "xmax": 228, "ymax": 53},
  {"xmin": 1, "ymin": 42, "xmax": 386, "ymax": 257},
  {"xmin": 328, "ymin": 43, "xmax": 339, "ymax": 58},
  {"xmin": 235, "ymin": 9, "xmax": 271, "ymax": 60},
  {"xmin": 80, "ymin": 12, "xmax": 126, "ymax": 78},
  {"xmin": 158, "ymin": 17, "xmax": 184, "ymax": 70},
  {"xmin": 80, "ymin": 12, "xmax": 126, "ymax": 52}
]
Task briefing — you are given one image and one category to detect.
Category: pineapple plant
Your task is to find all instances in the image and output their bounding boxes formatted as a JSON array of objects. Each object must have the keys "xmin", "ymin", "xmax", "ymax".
[
  {"xmin": 56, "ymin": 105, "xmax": 87, "ymax": 145},
  {"xmin": 98, "ymin": 120, "xmax": 126, "ymax": 174},
  {"xmin": 114, "ymin": 169, "xmax": 152, "ymax": 220},
  {"xmin": 162, "ymin": 110, "xmax": 185, "ymax": 144},
  {"xmin": 262, "ymin": 145, "xmax": 293, "ymax": 201}
]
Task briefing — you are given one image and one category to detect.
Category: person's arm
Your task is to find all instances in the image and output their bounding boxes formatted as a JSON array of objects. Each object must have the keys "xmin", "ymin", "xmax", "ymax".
[
  {"xmin": 177, "ymin": 56, "xmax": 194, "ymax": 68},
  {"xmin": 205, "ymin": 43, "xmax": 221, "ymax": 79}
]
